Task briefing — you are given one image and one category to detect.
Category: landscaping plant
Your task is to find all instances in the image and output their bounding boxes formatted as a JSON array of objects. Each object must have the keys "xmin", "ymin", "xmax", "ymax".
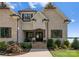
[
  {"xmin": 55, "ymin": 39, "xmax": 61, "ymax": 48},
  {"xmin": 20, "ymin": 42, "xmax": 32, "ymax": 49},
  {"xmin": 61, "ymin": 40, "xmax": 70, "ymax": 49},
  {"xmin": 47, "ymin": 39, "xmax": 55, "ymax": 49},
  {"xmin": 64, "ymin": 40, "xmax": 70, "ymax": 48},
  {"xmin": 0, "ymin": 41, "xmax": 7, "ymax": 52},
  {"xmin": 7, "ymin": 41, "xmax": 15, "ymax": 45},
  {"xmin": 6, "ymin": 43, "xmax": 23, "ymax": 54},
  {"xmin": 71, "ymin": 38, "xmax": 79, "ymax": 49}
]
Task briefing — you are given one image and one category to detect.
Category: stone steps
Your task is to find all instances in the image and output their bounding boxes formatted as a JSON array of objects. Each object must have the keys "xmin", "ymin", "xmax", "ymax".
[{"xmin": 32, "ymin": 42, "xmax": 47, "ymax": 49}]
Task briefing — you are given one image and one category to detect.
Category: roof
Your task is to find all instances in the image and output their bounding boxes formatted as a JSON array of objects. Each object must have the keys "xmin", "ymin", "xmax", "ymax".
[{"xmin": 44, "ymin": 2, "xmax": 56, "ymax": 9}]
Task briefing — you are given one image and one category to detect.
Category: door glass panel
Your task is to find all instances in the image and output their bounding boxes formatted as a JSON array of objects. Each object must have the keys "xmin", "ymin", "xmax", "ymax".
[{"xmin": 36, "ymin": 32, "xmax": 43, "ymax": 41}]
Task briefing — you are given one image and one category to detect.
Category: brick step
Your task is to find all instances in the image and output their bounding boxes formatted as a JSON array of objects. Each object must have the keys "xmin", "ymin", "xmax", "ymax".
[{"xmin": 32, "ymin": 42, "xmax": 47, "ymax": 49}]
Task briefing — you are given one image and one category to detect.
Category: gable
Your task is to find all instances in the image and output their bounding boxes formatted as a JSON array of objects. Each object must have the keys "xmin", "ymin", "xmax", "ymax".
[
  {"xmin": 31, "ymin": 12, "xmax": 47, "ymax": 29},
  {"xmin": 43, "ymin": 2, "xmax": 68, "ymax": 20},
  {"xmin": 31, "ymin": 12, "xmax": 48, "ymax": 20}
]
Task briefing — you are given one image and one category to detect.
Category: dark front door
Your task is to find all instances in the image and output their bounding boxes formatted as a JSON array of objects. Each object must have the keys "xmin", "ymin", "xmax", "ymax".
[{"xmin": 36, "ymin": 32, "xmax": 43, "ymax": 42}]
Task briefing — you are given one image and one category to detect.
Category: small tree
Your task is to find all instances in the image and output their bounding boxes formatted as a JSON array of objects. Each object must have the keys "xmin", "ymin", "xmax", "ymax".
[
  {"xmin": 47, "ymin": 39, "xmax": 55, "ymax": 49},
  {"xmin": 55, "ymin": 39, "xmax": 61, "ymax": 48},
  {"xmin": 71, "ymin": 38, "xmax": 79, "ymax": 49}
]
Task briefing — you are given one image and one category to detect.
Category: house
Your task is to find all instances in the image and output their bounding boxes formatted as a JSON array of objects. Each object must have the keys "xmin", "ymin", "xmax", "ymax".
[{"xmin": 0, "ymin": 2, "xmax": 70, "ymax": 48}]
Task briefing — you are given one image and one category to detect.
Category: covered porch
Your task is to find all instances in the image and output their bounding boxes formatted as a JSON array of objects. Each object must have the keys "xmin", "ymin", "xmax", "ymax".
[{"xmin": 23, "ymin": 29, "xmax": 46, "ymax": 42}]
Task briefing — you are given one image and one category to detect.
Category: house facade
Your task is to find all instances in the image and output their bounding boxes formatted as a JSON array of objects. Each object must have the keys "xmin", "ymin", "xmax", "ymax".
[{"xmin": 0, "ymin": 2, "xmax": 70, "ymax": 47}]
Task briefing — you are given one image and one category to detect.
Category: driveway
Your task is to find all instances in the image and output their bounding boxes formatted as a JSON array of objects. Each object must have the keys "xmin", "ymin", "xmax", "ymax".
[{"xmin": 16, "ymin": 49, "xmax": 52, "ymax": 57}]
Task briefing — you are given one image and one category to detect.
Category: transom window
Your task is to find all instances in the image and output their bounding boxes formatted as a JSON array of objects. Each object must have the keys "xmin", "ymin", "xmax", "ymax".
[
  {"xmin": 51, "ymin": 30, "xmax": 62, "ymax": 38},
  {"xmin": 0, "ymin": 27, "xmax": 11, "ymax": 38},
  {"xmin": 22, "ymin": 14, "xmax": 33, "ymax": 22}
]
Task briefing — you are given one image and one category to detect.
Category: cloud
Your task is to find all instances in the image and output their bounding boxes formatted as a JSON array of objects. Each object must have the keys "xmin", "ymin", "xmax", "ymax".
[
  {"xmin": 6, "ymin": 2, "xmax": 16, "ymax": 9},
  {"xmin": 71, "ymin": 19, "xmax": 75, "ymax": 23},
  {"xmin": 29, "ymin": 2, "xmax": 37, "ymax": 8},
  {"xmin": 39, "ymin": 2, "xmax": 48, "ymax": 7},
  {"xmin": 29, "ymin": 2, "xmax": 48, "ymax": 8},
  {"xmin": 9, "ymin": 5, "xmax": 15, "ymax": 9},
  {"xmin": 6, "ymin": 2, "xmax": 49, "ymax": 10}
]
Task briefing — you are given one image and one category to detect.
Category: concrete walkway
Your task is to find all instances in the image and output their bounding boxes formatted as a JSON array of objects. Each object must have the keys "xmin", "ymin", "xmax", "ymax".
[{"xmin": 16, "ymin": 49, "xmax": 52, "ymax": 57}]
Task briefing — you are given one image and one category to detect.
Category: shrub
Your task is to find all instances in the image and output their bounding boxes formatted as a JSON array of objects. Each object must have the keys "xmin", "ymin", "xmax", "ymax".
[
  {"xmin": 0, "ymin": 41, "xmax": 7, "ymax": 51},
  {"xmin": 62, "ymin": 45, "xmax": 68, "ymax": 49},
  {"xmin": 54, "ymin": 44, "xmax": 59, "ymax": 49},
  {"xmin": 20, "ymin": 42, "xmax": 32, "ymax": 49},
  {"xmin": 24, "ymin": 38, "xmax": 31, "ymax": 42},
  {"xmin": 64, "ymin": 40, "xmax": 70, "ymax": 48},
  {"xmin": 7, "ymin": 41, "xmax": 15, "ymax": 45},
  {"xmin": 55, "ymin": 39, "xmax": 61, "ymax": 48},
  {"xmin": 6, "ymin": 43, "xmax": 23, "ymax": 54},
  {"xmin": 47, "ymin": 39, "xmax": 55, "ymax": 49},
  {"xmin": 71, "ymin": 38, "xmax": 79, "ymax": 49}
]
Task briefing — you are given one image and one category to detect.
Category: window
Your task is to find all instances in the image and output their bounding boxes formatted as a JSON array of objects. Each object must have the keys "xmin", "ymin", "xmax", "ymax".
[
  {"xmin": 0, "ymin": 27, "xmax": 11, "ymax": 38},
  {"xmin": 26, "ymin": 32, "xmax": 33, "ymax": 38},
  {"xmin": 22, "ymin": 14, "xmax": 33, "ymax": 22},
  {"xmin": 51, "ymin": 30, "xmax": 62, "ymax": 38}
]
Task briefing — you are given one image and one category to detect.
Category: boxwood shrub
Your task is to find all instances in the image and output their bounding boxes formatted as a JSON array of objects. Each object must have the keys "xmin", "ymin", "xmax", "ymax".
[
  {"xmin": 47, "ymin": 39, "xmax": 55, "ymax": 49},
  {"xmin": 20, "ymin": 42, "xmax": 32, "ymax": 49}
]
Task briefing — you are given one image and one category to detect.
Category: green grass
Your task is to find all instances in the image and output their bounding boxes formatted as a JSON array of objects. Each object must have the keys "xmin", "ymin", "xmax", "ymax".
[{"xmin": 50, "ymin": 49, "xmax": 79, "ymax": 57}]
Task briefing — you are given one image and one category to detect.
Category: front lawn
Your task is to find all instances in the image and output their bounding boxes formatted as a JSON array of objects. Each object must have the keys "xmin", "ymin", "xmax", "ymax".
[{"xmin": 50, "ymin": 49, "xmax": 79, "ymax": 57}]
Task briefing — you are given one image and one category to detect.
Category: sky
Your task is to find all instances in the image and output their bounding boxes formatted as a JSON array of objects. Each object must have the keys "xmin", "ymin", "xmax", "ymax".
[{"xmin": 7, "ymin": 2, "xmax": 79, "ymax": 37}]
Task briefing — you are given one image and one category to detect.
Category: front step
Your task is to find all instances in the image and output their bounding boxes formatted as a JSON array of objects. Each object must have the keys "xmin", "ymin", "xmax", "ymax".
[{"xmin": 32, "ymin": 42, "xmax": 47, "ymax": 49}]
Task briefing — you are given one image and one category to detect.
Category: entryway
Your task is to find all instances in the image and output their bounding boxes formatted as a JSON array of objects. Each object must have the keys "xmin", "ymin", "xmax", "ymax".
[
  {"xmin": 23, "ymin": 29, "xmax": 46, "ymax": 49},
  {"xmin": 23, "ymin": 29, "xmax": 45, "ymax": 42},
  {"xmin": 36, "ymin": 32, "xmax": 43, "ymax": 42},
  {"xmin": 35, "ymin": 29, "xmax": 45, "ymax": 42}
]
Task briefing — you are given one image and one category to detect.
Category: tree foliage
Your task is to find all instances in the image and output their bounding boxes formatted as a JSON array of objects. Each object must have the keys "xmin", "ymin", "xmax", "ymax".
[{"xmin": 71, "ymin": 38, "xmax": 79, "ymax": 49}]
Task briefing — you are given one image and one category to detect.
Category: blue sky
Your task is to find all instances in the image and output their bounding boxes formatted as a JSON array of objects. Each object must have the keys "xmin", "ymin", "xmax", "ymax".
[{"xmin": 7, "ymin": 2, "xmax": 79, "ymax": 37}]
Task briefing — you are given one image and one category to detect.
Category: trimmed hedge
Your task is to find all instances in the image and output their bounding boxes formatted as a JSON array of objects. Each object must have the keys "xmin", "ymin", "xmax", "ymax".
[
  {"xmin": 20, "ymin": 42, "xmax": 32, "ymax": 49},
  {"xmin": 47, "ymin": 39, "xmax": 55, "ymax": 49}
]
